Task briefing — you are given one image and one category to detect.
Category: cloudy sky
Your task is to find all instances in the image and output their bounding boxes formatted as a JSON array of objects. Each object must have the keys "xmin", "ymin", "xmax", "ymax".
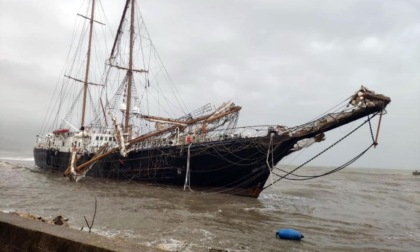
[{"xmin": 0, "ymin": 0, "xmax": 419, "ymax": 169}]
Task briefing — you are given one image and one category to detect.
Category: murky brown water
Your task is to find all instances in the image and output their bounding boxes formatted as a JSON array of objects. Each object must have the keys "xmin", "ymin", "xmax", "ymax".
[{"xmin": 1, "ymin": 156, "xmax": 419, "ymax": 251}]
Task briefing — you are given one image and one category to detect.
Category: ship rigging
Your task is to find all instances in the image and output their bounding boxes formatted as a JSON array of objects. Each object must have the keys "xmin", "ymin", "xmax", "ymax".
[{"xmin": 34, "ymin": 0, "xmax": 391, "ymax": 198}]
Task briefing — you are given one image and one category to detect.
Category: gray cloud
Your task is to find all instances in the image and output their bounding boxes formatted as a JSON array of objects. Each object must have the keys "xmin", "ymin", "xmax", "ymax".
[{"xmin": 0, "ymin": 0, "xmax": 418, "ymax": 169}]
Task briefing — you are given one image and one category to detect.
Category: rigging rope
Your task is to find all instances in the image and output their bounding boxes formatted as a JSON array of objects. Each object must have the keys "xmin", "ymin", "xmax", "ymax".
[
  {"xmin": 183, "ymin": 143, "xmax": 193, "ymax": 191},
  {"xmin": 271, "ymin": 143, "xmax": 374, "ymax": 181},
  {"xmin": 263, "ymin": 113, "xmax": 379, "ymax": 190},
  {"xmin": 266, "ymin": 133, "xmax": 275, "ymax": 188}
]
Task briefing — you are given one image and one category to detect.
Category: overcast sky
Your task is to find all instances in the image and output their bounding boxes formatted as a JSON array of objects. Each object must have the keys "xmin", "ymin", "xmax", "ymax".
[{"xmin": 0, "ymin": 0, "xmax": 419, "ymax": 170}]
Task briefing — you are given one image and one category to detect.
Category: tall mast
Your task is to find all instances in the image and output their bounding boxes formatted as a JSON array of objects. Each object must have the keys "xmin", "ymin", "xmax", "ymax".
[
  {"xmin": 110, "ymin": 0, "xmax": 130, "ymax": 60},
  {"xmin": 124, "ymin": 0, "xmax": 135, "ymax": 134},
  {"xmin": 80, "ymin": 0, "xmax": 96, "ymax": 129}
]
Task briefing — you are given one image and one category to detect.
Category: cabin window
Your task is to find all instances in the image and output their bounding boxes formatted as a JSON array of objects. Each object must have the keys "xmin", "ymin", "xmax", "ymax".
[
  {"xmin": 96, "ymin": 136, "xmax": 99, "ymax": 140},
  {"xmin": 100, "ymin": 136, "xmax": 103, "ymax": 141}
]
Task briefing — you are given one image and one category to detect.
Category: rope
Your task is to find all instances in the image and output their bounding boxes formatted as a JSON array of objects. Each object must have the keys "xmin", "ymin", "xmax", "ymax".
[
  {"xmin": 183, "ymin": 143, "xmax": 193, "ymax": 191},
  {"xmin": 368, "ymin": 114, "xmax": 376, "ymax": 142},
  {"xmin": 263, "ymin": 113, "xmax": 378, "ymax": 190},
  {"xmin": 266, "ymin": 133, "xmax": 275, "ymax": 188},
  {"xmin": 271, "ymin": 143, "xmax": 374, "ymax": 181}
]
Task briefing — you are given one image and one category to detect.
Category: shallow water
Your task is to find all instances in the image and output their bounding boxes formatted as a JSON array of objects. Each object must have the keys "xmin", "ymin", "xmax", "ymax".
[{"xmin": 1, "ymin": 156, "xmax": 419, "ymax": 251}]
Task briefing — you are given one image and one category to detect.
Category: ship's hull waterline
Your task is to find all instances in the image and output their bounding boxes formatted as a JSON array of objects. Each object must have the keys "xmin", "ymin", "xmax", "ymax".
[{"xmin": 34, "ymin": 136, "xmax": 297, "ymax": 198}]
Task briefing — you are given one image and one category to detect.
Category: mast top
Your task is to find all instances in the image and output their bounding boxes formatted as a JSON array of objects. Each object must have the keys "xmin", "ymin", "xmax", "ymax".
[{"xmin": 80, "ymin": 0, "xmax": 97, "ymax": 129}]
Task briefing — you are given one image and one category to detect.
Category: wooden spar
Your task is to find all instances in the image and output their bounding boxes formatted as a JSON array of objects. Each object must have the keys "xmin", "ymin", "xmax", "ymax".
[
  {"xmin": 108, "ymin": 63, "xmax": 148, "ymax": 73},
  {"xmin": 64, "ymin": 143, "xmax": 109, "ymax": 176},
  {"xmin": 109, "ymin": 0, "xmax": 130, "ymax": 60},
  {"xmin": 140, "ymin": 101, "xmax": 238, "ymax": 125},
  {"xmin": 77, "ymin": 13, "xmax": 105, "ymax": 25},
  {"xmin": 205, "ymin": 101, "xmax": 233, "ymax": 122},
  {"xmin": 69, "ymin": 106, "xmax": 241, "ymax": 175},
  {"xmin": 64, "ymin": 75, "xmax": 104, "ymax": 86},
  {"xmin": 81, "ymin": 0, "xmax": 96, "ymax": 129},
  {"xmin": 140, "ymin": 115, "xmax": 189, "ymax": 125},
  {"xmin": 291, "ymin": 94, "xmax": 391, "ymax": 141},
  {"xmin": 374, "ymin": 110, "xmax": 383, "ymax": 147},
  {"xmin": 129, "ymin": 105, "xmax": 241, "ymax": 146},
  {"xmin": 363, "ymin": 93, "xmax": 391, "ymax": 103},
  {"xmin": 124, "ymin": 0, "xmax": 135, "ymax": 135},
  {"xmin": 63, "ymin": 150, "xmax": 78, "ymax": 177},
  {"xmin": 65, "ymin": 148, "xmax": 115, "ymax": 176},
  {"xmin": 144, "ymin": 119, "xmax": 187, "ymax": 127}
]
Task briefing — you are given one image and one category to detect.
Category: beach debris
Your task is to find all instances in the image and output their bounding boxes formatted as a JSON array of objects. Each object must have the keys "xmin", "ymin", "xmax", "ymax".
[
  {"xmin": 276, "ymin": 228, "xmax": 304, "ymax": 240},
  {"xmin": 9, "ymin": 212, "xmax": 69, "ymax": 227},
  {"xmin": 50, "ymin": 215, "xmax": 70, "ymax": 227},
  {"xmin": 208, "ymin": 248, "xmax": 229, "ymax": 252},
  {"xmin": 81, "ymin": 197, "xmax": 97, "ymax": 233},
  {"xmin": 208, "ymin": 248, "xmax": 245, "ymax": 252},
  {"xmin": 209, "ymin": 248, "xmax": 229, "ymax": 252}
]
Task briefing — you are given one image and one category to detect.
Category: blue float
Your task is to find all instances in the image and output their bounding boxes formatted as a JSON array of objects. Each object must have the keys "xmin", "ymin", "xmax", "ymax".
[{"xmin": 276, "ymin": 229, "xmax": 304, "ymax": 240}]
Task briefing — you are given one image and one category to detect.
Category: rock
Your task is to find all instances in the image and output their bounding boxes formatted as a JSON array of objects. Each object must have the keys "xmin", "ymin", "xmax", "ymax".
[
  {"xmin": 9, "ymin": 212, "xmax": 69, "ymax": 227},
  {"xmin": 48, "ymin": 216, "xmax": 69, "ymax": 227}
]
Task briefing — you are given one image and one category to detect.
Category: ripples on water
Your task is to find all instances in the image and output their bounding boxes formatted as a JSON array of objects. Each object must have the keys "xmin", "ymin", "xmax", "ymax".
[{"xmin": 1, "ymin": 158, "xmax": 419, "ymax": 251}]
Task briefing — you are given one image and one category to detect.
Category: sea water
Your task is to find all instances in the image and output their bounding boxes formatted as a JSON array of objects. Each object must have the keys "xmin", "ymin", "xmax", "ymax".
[{"xmin": 1, "ymin": 153, "xmax": 419, "ymax": 251}]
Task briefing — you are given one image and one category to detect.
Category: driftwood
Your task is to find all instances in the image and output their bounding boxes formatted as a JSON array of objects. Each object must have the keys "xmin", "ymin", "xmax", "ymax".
[{"xmin": 81, "ymin": 197, "xmax": 97, "ymax": 233}]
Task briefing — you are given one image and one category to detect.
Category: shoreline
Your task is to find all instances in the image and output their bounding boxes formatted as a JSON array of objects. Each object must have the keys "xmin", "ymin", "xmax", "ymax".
[{"xmin": 0, "ymin": 212, "xmax": 161, "ymax": 252}]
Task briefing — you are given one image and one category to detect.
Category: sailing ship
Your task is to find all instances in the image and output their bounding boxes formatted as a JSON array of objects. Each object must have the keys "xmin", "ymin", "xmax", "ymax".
[{"xmin": 33, "ymin": 0, "xmax": 391, "ymax": 198}]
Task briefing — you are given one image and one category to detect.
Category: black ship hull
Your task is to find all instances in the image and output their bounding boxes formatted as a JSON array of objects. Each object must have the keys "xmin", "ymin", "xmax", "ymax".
[{"xmin": 34, "ymin": 135, "xmax": 297, "ymax": 197}]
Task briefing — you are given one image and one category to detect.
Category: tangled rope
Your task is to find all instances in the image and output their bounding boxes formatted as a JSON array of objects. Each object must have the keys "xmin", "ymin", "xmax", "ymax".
[{"xmin": 263, "ymin": 113, "xmax": 379, "ymax": 190}]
